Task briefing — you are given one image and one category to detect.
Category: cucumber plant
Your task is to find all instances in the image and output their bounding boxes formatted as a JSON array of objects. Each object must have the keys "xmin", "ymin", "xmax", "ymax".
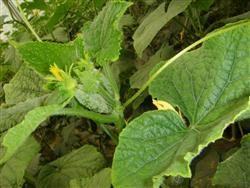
[{"xmin": 1, "ymin": 0, "xmax": 250, "ymax": 187}]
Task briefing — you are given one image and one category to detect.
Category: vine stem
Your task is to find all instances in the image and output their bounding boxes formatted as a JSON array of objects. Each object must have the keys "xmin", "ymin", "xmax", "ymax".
[
  {"xmin": 53, "ymin": 108, "xmax": 119, "ymax": 123},
  {"xmin": 15, "ymin": 0, "xmax": 42, "ymax": 41},
  {"xmin": 123, "ymin": 20, "xmax": 250, "ymax": 108}
]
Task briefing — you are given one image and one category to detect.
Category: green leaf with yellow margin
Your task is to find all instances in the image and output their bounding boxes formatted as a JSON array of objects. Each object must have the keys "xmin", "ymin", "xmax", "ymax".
[{"xmin": 112, "ymin": 23, "xmax": 250, "ymax": 187}]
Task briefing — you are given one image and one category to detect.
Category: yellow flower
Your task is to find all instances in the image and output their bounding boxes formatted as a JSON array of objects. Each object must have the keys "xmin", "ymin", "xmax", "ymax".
[{"xmin": 49, "ymin": 64, "xmax": 64, "ymax": 81}]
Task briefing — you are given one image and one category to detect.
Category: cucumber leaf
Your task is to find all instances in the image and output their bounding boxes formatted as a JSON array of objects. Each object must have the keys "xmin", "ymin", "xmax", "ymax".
[
  {"xmin": 112, "ymin": 23, "xmax": 250, "ymax": 187},
  {"xmin": 0, "ymin": 137, "xmax": 40, "ymax": 188},
  {"xmin": 83, "ymin": 1, "xmax": 132, "ymax": 66},
  {"xmin": 17, "ymin": 37, "xmax": 84, "ymax": 75},
  {"xmin": 113, "ymin": 110, "xmax": 186, "ymax": 188},
  {"xmin": 149, "ymin": 25, "xmax": 250, "ymax": 125},
  {"xmin": 37, "ymin": 145, "xmax": 106, "ymax": 188},
  {"xmin": 4, "ymin": 65, "xmax": 46, "ymax": 105},
  {"xmin": 70, "ymin": 168, "xmax": 111, "ymax": 188},
  {"xmin": 213, "ymin": 134, "xmax": 250, "ymax": 187}
]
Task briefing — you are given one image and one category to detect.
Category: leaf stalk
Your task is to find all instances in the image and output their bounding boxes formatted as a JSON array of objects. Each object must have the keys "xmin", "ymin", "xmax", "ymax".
[
  {"xmin": 15, "ymin": 0, "xmax": 42, "ymax": 41},
  {"xmin": 53, "ymin": 108, "xmax": 119, "ymax": 124}
]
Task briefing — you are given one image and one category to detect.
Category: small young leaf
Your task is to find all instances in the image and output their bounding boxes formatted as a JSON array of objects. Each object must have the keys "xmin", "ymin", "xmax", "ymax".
[
  {"xmin": 213, "ymin": 134, "xmax": 250, "ymax": 187},
  {"xmin": 83, "ymin": 1, "xmax": 132, "ymax": 65},
  {"xmin": 133, "ymin": 0, "xmax": 192, "ymax": 57},
  {"xmin": 70, "ymin": 168, "xmax": 111, "ymax": 188},
  {"xmin": 0, "ymin": 137, "xmax": 40, "ymax": 188},
  {"xmin": 17, "ymin": 37, "xmax": 84, "ymax": 75},
  {"xmin": 75, "ymin": 85, "xmax": 112, "ymax": 114},
  {"xmin": 74, "ymin": 62, "xmax": 114, "ymax": 113},
  {"xmin": 37, "ymin": 145, "xmax": 106, "ymax": 188}
]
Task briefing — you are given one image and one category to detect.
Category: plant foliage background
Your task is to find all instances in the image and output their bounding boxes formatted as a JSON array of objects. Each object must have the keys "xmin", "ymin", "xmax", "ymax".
[{"xmin": 0, "ymin": 0, "xmax": 250, "ymax": 188}]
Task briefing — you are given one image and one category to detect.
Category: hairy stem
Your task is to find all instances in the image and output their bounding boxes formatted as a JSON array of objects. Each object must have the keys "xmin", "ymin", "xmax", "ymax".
[
  {"xmin": 123, "ymin": 20, "xmax": 250, "ymax": 108},
  {"xmin": 53, "ymin": 108, "xmax": 118, "ymax": 123}
]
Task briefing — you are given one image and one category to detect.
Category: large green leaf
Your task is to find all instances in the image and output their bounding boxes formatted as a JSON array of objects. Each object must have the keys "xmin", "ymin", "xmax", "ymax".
[
  {"xmin": 0, "ymin": 95, "xmax": 49, "ymax": 133},
  {"xmin": 0, "ymin": 104, "xmax": 62, "ymax": 165},
  {"xmin": 0, "ymin": 137, "xmax": 40, "ymax": 188},
  {"xmin": 83, "ymin": 1, "xmax": 132, "ymax": 65},
  {"xmin": 133, "ymin": 0, "xmax": 192, "ymax": 57},
  {"xmin": 149, "ymin": 25, "xmax": 250, "ymax": 125},
  {"xmin": 37, "ymin": 145, "xmax": 106, "ymax": 188},
  {"xmin": 112, "ymin": 110, "xmax": 186, "ymax": 188},
  {"xmin": 17, "ymin": 37, "xmax": 84, "ymax": 75},
  {"xmin": 4, "ymin": 65, "xmax": 46, "ymax": 105},
  {"xmin": 112, "ymin": 109, "xmax": 246, "ymax": 187},
  {"xmin": 70, "ymin": 168, "xmax": 111, "ymax": 188},
  {"xmin": 112, "ymin": 24, "xmax": 250, "ymax": 187},
  {"xmin": 213, "ymin": 134, "xmax": 250, "ymax": 187}
]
